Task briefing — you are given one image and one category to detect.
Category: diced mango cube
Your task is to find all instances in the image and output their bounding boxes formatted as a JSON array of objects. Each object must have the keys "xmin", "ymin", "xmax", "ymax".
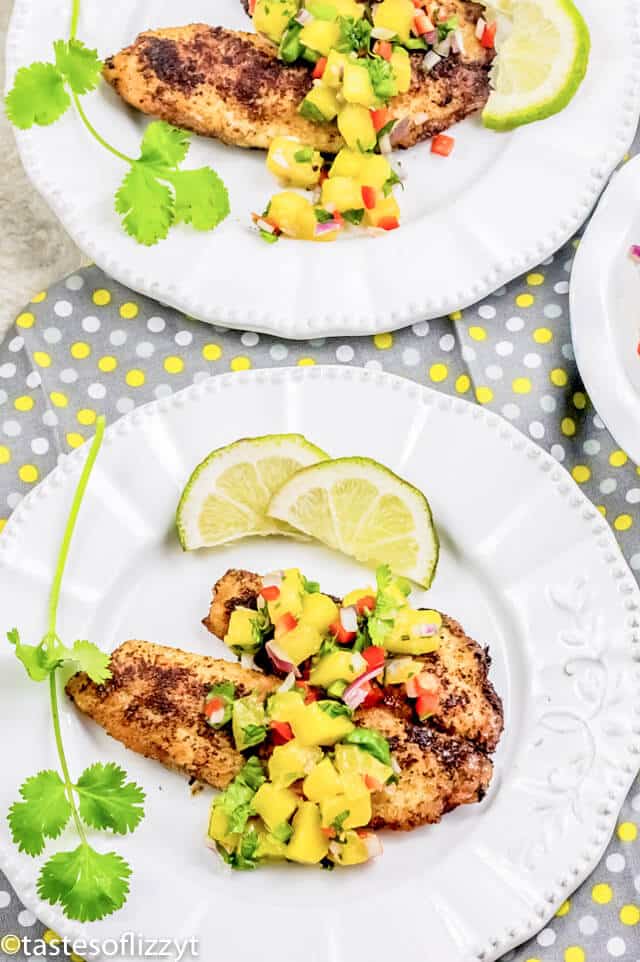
[
  {"xmin": 323, "ymin": 50, "xmax": 351, "ymax": 87},
  {"xmin": 299, "ymin": 19, "xmax": 341, "ymax": 56},
  {"xmin": 253, "ymin": 0, "xmax": 298, "ymax": 43},
  {"xmin": 357, "ymin": 153, "xmax": 392, "ymax": 190},
  {"xmin": 267, "ymin": 137, "xmax": 323, "ymax": 189},
  {"xmin": 363, "ymin": 193, "xmax": 401, "ymax": 228},
  {"xmin": 268, "ymin": 192, "xmax": 318, "ymax": 240},
  {"xmin": 330, "ymin": 830, "xmax": 371, "ymax": 864},
  {"xmin": 300, "ymin": 83, "xmax": 341, "ymax": 122},
  {"xmin": 277, "ymin": 622, "xmax": 324, "ymax": 665},
  {"xmin": 268, "ymin": 739, "xmax": 323, "ymax": 786},
  {"xmin": 303, "ymin": 757, "xmax": 343, "ymax": 801},
  {"xmin": 337, "ymin": 104, "xmax": 377, "ymax": 151},
  {"xmin": 252, "ymin": 783, "xmax": 299, "ymax": 831},
  {"xmin": 289, "ymin": 701, "xmax": 355, "ymax": 746},
  {"xmin": 286, "ymin": 802, "xmax": 329, "ymax": 864},
  {"xmin": 320, "ymin": 783, "xmax": 372, "ymax": 829},
  {"xmin": 321, "ymin": 176, "xmax": 364, "ymax": 213},
  {"xmin": 309, "ymin": 650, "xmax": 366, "ymax": 687},
  {"xmin": 342, "ymin": 63, "xmax": 378, "ymax": 107},
  {"xmin": 373, "ymin": 0, "xmax": 415, "ymax": 43},
  {"xmin": 301, "ymin": 593, "xmax": 339, "ymax": 634},
  {"xmin": 391, "ymin": 46, "xmax": 411, "ymax": 93}
]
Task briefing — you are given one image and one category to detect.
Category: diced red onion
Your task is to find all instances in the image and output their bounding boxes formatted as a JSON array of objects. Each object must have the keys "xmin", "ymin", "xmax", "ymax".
[
  {"xmin": 277, "ymin": 671, "xmax": 297, "ymax": 692},
  {"xmin": 343, "ymin": 665, "xmax": 385, "ymax": 708},
  {"xmin": 240, "ymin": 653, "xmax": 256, "ymax": 670},
  {"xmin": 452, "ymin": 29, "xmax": 465, "ymax": 55},
  {"xmin": 424, "ymin": 29, "xmax": 437, "ymax": 44},
  {"xmin": 265, "ymin": 640, "xmax": 300, "ymax": 676},
  {"xmin": 475, "ymin": 16, "xmax": 486, "ymax": 39},
  {"xmin": 378, "ymin": 133, "xmax": 392, "ymax": 154},
  {"xmin": 329, "ymin": 841, "xmax": 342, "ymax": 858},
  {"xmin": 371, "ymin": 26, "xmax": 396, "ymax": 40},
  {"xmin": 315, "ymin": 220, "xmax": 342, "ymax": 236},
  {"xmin": 255, "ymin": 218, "xmax": 275, "ymax": 234},
  {"xmin": 364, "ymin": 833, "xmax": 384, "ymax": 858},
  {"xmin": 412, "ymin": 622, "xmax": 438, "ymax": 637},
  {"xmin": 257, "ymin": 595, "xmax": 266, "ymax": 610},
  {"xmin": 391, "ymin": 754, "xmax": 401, "ymax": 775},
  {"xmin": 629, "ymin": 244, "xmax": 640, "ymax": 262},
  {"xmin": 434, "ymin": 35, "xmax": 451, "ymax": 57},
  {"xmin": 340, "ymin": 605, "xmax": 358, "ymax": 634},
  {"xmin": 295, "ymin": 8, "xmax": 313, "ymax": 24},
  {"xmin": 263, "ymin": 570, "xmax": 284, "ymax": 588},
  {"xmin": 207, "ymin": 705, "xmax": 226, "ymax": 726},
  {"xmin": 389, "ymin": 117, "xmax": 411, "ymax": 146},
  {"xmin": 350, "ymin": 652, "xmax": 367, "ymax": 675}
]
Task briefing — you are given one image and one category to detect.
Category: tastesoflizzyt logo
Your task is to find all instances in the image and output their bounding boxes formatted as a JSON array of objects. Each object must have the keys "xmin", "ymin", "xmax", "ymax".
[{"xmin": 0, "ymin": 932, "xmax": 200, "ymax": 960}]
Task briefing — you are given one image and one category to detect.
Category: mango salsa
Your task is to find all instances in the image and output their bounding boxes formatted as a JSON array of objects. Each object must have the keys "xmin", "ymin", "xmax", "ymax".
[
  {"xmin": 373, "ymin": 0, "xmax": 415, "ymax": 44},
  {"xmin": 337, "ymin": 104, "xmax": 377, "ymax": 151},
  {"xmin": 253, "ymin": 0, "xmax": 298, "ymax": 44},
  {"xmin": 266, "ymin": 137, "xmax": 324, "ymax": 189},
  {"xmin": 286, "ymin": 802, "xmax": 330, "ymax": 864},
  {"xmin": 299, "ymin": 20, "xmax": 341, "ymax": 56}
]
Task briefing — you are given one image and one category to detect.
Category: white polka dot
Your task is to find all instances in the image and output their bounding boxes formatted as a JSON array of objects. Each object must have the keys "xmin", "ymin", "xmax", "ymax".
[
  {"xmin": 578, "ymin": 915, "xmax": 598, "ymax": 936},
  {"xmin": 82, "ymin": 315, "xmax": 101, "ymax": 334},
  {"xmin": 554, "ymin": 280, "xmax": 570, "ymax": 294},
  {"xmin": 551, "ymin": 444, "xmax": 565, "ymax": 462},
  {"xmin": 116, "ymin": 397, "xmax": 135, "ymax": 415},
  {"xmin": 309, "ymin": 338, "xmax": 325, "ymax": 348},
  {"xmin": 402, "ymin": 348, "xmax": 420, "ymax": 366},
  {"xmin": 632, "ymin": 791, "xmax": 640, "ymax": 812},
  {"xmin": 18, "ymin": 909, "xmax": 36, "ymax": 927},
  {"xmin": 536, "ymin": 928, "xmax": 556, "ymax": 947},
  {"xmin": 241, "ymin": 332, "xmax": 259, "ymax": 347},
  {"xmin": 478, "ymin": 304, "xmax": 496, "ymax": 320},
  {"xmin": 270, "ymin": 344, "xmax": 289, "ymax": 361},
  {"xmin": 529, "ymin": 421, "xmax": 545, "ymax": 439},
  {"xmin": 625, "ymin": 487, "xmax": 640, "ymax": 504},
  {"xmin": 136, "ymin": 342, "xmax": 155, "ymax": 359},
  {"xmin": 88, "ymin": 383, "xmax": 106, "ymax": 400},
  {"xmin": 541, "ymin": 254, "xmax": 554, "ymax": 266},
  {"xmin": 214, "ymin": 325, "xmax": 229, "ymax": 334},
  {"xmin": 110, "ymin": 329, "xmax": 127, "ymax": 347},
  {"xmin": 192, "ymin": 371, "xmax": 210, "ymax": 385},
  {"xmin": 60, "ymin": 368, "xmax": 78, "ymax": 384},
  {"xmin": 0, "ymin": 390, "xmax": 7, "ymax": 405},
  {"xmin": 336, "ymin": 345, "xmax": 354, "ymax": 363},
  {"xmin": 461, "ymin": 345, "xmax": 476, "ymax": 362},
  {"xmin": 3, "ymin": 420, "xmax": 21, "ymax": 438},
  {"xmin": 496, "ymin": 341, "xmax": 514, "ymax": 357},
  {"xmin": 540, "ymin": 395, "xmax": 556, "ymax": 413},
  {"xmin": 485, "ymin": 365, "xmax": 503, "ymax": 381},
  {"xmin": 364, "ymin": 360, "xmax": 383, "ymax": 373},
  {"xmin": 147, "ymin": 316, "xmax": 166, "ymax": 334},
  {"xmin": 175, "ymin": 330, "xmax": 193, "ymax": 347},
  {"xmin": 65, "ymin": 274, "xmax": 84, "ymax": 291},
  {"xmin": 606, "ymin": 853, "xmax": 626, "ymax": 872},
  {"xmin": 8, "ymin": 336, "xmax": 24, "ymax": 353},
  {"xmin": 561, "ymin": 343, "xmax": 575, "ymax": 361},
  {"xmin": 502, "ymin": 403, "xmax": 520, "ymax": 420},
  {"xmin": 412, "ymin": 321, "xmax": 429, "ymax": 337},
  {"xmin": 593, "ymin": 414, "xmax": 605, "ymax": 429},
  {"xmin": 7, "ymin": 492, "xmax": 22, "ymax": 510},
  {"xmin": 26, "ymin": 372, "xmax": 41, "ymax": 389},
  {"xmin": 493, "ymin": 286, "xmax": 507, "ymax": 296},
  {"xmin": 43, "ymin": 410, "xmax": 58, "ymax": 427},
  {"xmin": 524, "ymin": 353, "xmax": 541, "ymax": 369},
  {"xmin": 31, "ymin": 437, "xmax": 50, "ymax": 456},
  {"xmin": 544, "ymin": 304, "xmax": 562, "ymax": 319},
  {"xmin": 0, "ymin": 363, "xmax": 16, "ymax": 378},
  {"xmin": 634, "ymin": 873, "xmax": 640, "ymax": 894},
  {"xmin": 439, "ymin": 334, "xmax": 455, "ymax": 352},
  {"xmin": 0, "ymin": 891, "xmax": 10, "ymax": 908},
  {"xmin": 43, "ymin": 327, "xmax": 62, "ymax": 344},
  {"xmin": 54, "ymin": 299, "xmax": 73, "ymax": 318},
  {"xmin": 564, "ymin": 258, "xmax": 573, "ymax": 273},
  {"xmin": 583, "ymin": 439, "xmax": 600, "ymax": 455},
  {"xmin": 154, "ymin": 384, "xmax": 173, "ymax": 399},
  {"xmin": 506, "ymin": 316, "xmax": 524, "ymax": 332},
  {"xmin": 607, "ymin": 937, "xmax": 625, "ymax": 957}
]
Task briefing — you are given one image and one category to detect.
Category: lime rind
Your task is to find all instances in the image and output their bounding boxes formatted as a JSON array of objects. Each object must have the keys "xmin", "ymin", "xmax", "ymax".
[{"xmin": 482, "ymin": 0, "xmax": 591, "ymax": 131}]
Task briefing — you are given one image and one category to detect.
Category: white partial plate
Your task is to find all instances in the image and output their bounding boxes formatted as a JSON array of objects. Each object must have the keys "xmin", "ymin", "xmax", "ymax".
[
  {"xmin": 0, "ymin": 367, "xmax": 639, "ymax": 962},
  {"xmin": 570, "ymin": 155, "xmax": 640, "ymax": 465},
  {"xmin": 5, "ymin": 1, "xmax": 640, "ymax": 338}
]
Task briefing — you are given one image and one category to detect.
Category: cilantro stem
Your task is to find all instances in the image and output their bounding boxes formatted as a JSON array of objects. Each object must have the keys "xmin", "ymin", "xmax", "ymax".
[
  {"xmin": 50, "ymin": 672, "xmax": 87, "ymax": 843},
  {"xmin": 70, "ymin": 0, "xmax": 81, "ymax": 39},
  {"xmin": 71, "ymin": 93, "xmax": 134, "ymax": 165}
]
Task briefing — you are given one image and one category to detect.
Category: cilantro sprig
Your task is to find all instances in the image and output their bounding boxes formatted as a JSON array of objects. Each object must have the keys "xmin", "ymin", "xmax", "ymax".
[
  {"xmin": 4, "ymin": 0, "xmax": 230, "ymax": 245},
  {"xmin": 6, "ymin": 416, "xmax": 146, "ymax": 922}
]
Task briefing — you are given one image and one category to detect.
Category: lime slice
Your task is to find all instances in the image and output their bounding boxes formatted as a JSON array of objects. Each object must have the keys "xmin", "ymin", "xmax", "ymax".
[
  {"xmin": 177, "ymin": 435, "xmax": 329, "ymax": 549},
  {"xmin": 267, "ymin": 457, "xmax": 439, "ymax": 587},
  {"xmin": 482, "ymin": 0, "xmax": 590, "ymax": 131}
]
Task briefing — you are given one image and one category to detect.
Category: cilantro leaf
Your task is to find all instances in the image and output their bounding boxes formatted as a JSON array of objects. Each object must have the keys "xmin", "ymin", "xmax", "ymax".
[
  {"xmin": 260, "ymin": 229, "xmax": 279, "ymax": 244},
  {"xmin": 76, "ymin": 763, "xmax": 145, "ymax": 835},
  {"xmin": 115, "ymin": 164, "xmax": 174, "ymax": 246},
  {"xmin": 139, "ymin": 121, "xmax": 190, "ymax": 167},
  {"xmin": 38, "ymin": 845, "xmax": 131, "ymax": 922},
  {"xmin": 336, "ymin": 16, "xmax": 371, "ymax": 53},
  {"xmin": 69, "ymin": 640, "xmax": 111, "ymax": 685},
  {"xmin": 383, "ymin": 170, "xmax": 402, "ymax": 197},
  {"xmin": 5, "ymin": 62, "xmax": 70, "ymax": 129},
  {"xmin": 8, "ymin": 771, "xmax": 72, "ymax": 856},
  {"xmin": 331, "ymin": 809, "xmax": 350, "ymax": 833},
  {"xmin": 8, "ymin": 628, "xmax": 55, "ymax": 682},
  {"xmin": 318, "ymin": 700, "xmax": 353, "ymax": 719},
  {"xmin": 226, "ymin": 824, "xmax": 261, "ymax": 870},
  {"xmin": 302, "ymin": 576, "xmax": 320, "ymax": 594},
  {"xmin": 365, "ymin": 57, "xmax": 397, "ymax": 101},
  {"xmin": 53, "ymin": 39, "xmax": 102, "ymax": 95},
  {"xmin": 171, "ymin": 168, "xmax": 230, "ymax": 231},
  {"xmin": 343, "ymin": 208, "xmax": 364, "ymax": 225},
  {"xmin": 343, "ymin": 727, "xmax": 392, "ymax": 765},
  {"xmin": 213, "ymin": 758, "xmax": 265, "ymax": 835},
  {"xmin": 438, "ymin": 15, "xmax": 458, "ymax": 41},
  {"xmin": 367, "ymin": 564, "xmax": 411, "ymax": 646}
]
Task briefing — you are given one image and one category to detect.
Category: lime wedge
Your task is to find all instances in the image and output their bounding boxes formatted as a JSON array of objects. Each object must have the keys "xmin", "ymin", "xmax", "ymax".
[
  {"xmin": 482, "ymin": 0, "xmax": 590, "ymax": 131},
  {"xmin": 177, "ymin": 435, "xmax": 329, "ymax": 549},
  {"xmin": 267, "ymin": 457, "xmax": 439, "ymax": 587}
]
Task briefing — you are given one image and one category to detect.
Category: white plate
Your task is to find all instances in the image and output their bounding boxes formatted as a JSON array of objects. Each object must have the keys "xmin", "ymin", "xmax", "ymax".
[
  {"xmin": 570, "ymin": 155, "xmax": 640, "ymax": 465},
  {"xmin": 0, "ymin": 367, "xmax": 639, "ymax": 962},
  {"xmin": 5, "ymin": 1, "xmax": 640, "ymax": 338}
]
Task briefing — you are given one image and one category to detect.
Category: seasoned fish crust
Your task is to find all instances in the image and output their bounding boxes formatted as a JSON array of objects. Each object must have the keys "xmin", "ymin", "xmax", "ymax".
[
  {"xmin": 202, "ymin": 568, "xmax": 262, "ymax": 639},
  {"xmin": 66, "ymin": 639, "xmax": 492, "ymax": 828},
  {"xmin": 103, "ymin": 5, "xmax": 492, "ymax": 152}
]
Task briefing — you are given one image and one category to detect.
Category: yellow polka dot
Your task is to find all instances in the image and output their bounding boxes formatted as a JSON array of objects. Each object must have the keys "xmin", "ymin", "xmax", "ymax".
[
  {"xmin": 374, "ymin": 333, "xmax": 393, "ymax": 350},
  {"xmin": 614, "ymin": 514, "xmax": 633, "ymax": 532},
  {"xmin": 525, "ymin": 958, "xmax": 542, "ymax": 962},
  {"xmin": 564, "ymin": 948, "xmax": 584, "ymax": 962},
  {"xmin": 449, "ymin": 310, "xmax": 462, "ymax": 321},
  {"xmin": 71, "ymin": 342, "xmax": 91, "ymax": 360},
  {"xmin": 19, "ymin": 464, "xmax": 39, "ymax": 484},
  {"xmin": 33, "ymin": 351, "xmax": 51, "ymax": 368},
  {"xmin": 0, "ymin": 445, "xmax": 11, "ymax": 465},
  {"xmin": 126, "ymin": 369, "xmax": 146, "ymax": 388},
  {"xmin": 609, "ymin": 450, "xmax": 628, "ymax": 467},
  {"xmin": 202, "ymin": 343, "xmax": 222, "ymax": 362},
  {"xmin": 0, "ymin": 519, "xmax": 5, "ymax": 534},
  {"xmin": 93, "ymin": 289, "xmax": 111, "ymax": 306},
  {"xmin": 77, "ymin": 409, "xmax": 97, "ymax": 426},
  {"xmin": 70, "ymin": 954, "xmax": 86, "ymax": 962},
  {"xmin": 16, "ymin": 311, "xmax": 35, "ymax": 328},
  {"xmin": 597, "ymin": 505, "xmax": 606, "ymax": 517},
  {"xmin": 533, "ymin": 327, "xmax": 553, "ymax": 344},
  {"xmin": 98, "ymin": 356, "xmax": 118, "ymax": 373},
  {"xmin": 572, "ymin": 465, "xmax": 591, "ymax": 484},
  {"xmin": 66, "ymin": 433, "xmax": 85, "ymax": 449},
  {"xmin": 30, "ymin": 292, "xmax": 47, "ymax": 304},
  {"xmin": 516, "ymin": 293, "xmax": 534, "ymax": 308},
  {"xmin": 50, "ymin": 392, "xmax": 68, "ymax": 408},
  {"xmin": 231, "ymin": 356, "xmax": 251, "ymax": 372},
  {"xmin": 43, "ymin": 931, "xmax": 61, "ymax": 946},
  {"xmin": 512, "ymin": 377, "xmax": 532, "ymax": 395},
  {"xmin": 119, "ymin": 302, "xmax": 139, "ymax": 319},
  {"xmin": 550, "ymin": 368, "xmax": 568, "ymax": 387},
  {"xmin": 297, "ymin": 358, "xmax": 315, "ymax": 366},
  {"xmin": 429, "ymin": 363, "xmax": 448, "ymax": 384},
  {"xmin": 556, "ymin": 899, "xmax": 571, "ymax": 917},
  {"xmin": 527, "ymin": 273, "xmax": 545, "ymax": 286},
  {"xmin": 561, "ymin": 417, "xmax": 576, "ymax": 437},
  {"xmin": 14, "ymin": 396, "xmax": 34, "ymax": 412},
  {"xmin": 476, "ymin": 386, "xmax": 494, "ymax": 404},
  {"xmin": 620, "ymin": 905, "xmax": 640, "ymax": 926},
  {"xmin": 573, "ymin": 392, "xmax": 587, "ymax": 410},
  {"xmin": 592, "ymin": 883, "xmax": 613, "ymax": 904},
  {"xmin": 468, "ymin": 326, "xmax": 487, "ymax": 341},
  {"xmin": 455, "ymin": 374, "xmax": 471, "ymax": 394},
  {"xmin": 618, "ymin": 821, "xmax": 638, "ymax": 841},
  {"xmin": 164, "ymin": 356, "xmax": 185, "ymax": 374}
]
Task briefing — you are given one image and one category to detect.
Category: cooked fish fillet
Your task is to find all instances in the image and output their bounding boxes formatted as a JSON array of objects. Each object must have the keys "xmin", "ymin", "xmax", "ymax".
[
  {"xmin": 66, "ymin": 639, "xmax": 492, "ymax": 829},
  {"xmin": 205, "ymin": 568, "xmax": 504, "ymax": 753},
  {"xmin": 103, "ymin": 4, "xmax": 492, "ymax": 152}
]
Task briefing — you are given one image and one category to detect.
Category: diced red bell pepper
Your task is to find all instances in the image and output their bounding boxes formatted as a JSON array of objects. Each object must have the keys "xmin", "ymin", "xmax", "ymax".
[
  {"xmin": 329, "ymin": 621, "xmax": 357, "ymax": 645},
  {"xmin": 297, "ymin": 681, "xmax": 319, "ymax": 704},
  {"xmin": 361, "ymin": 684, "xmax": 384, "ymax": 708},
  {"xmin": 260, "ymin": 584, "xmax": 280, "ymax": 601},
  {"xmin": 363, "ymin": 773, "xmax": 384, "ymax": 791},
  {"xmin": 416, "ymin": 691, "xmax": 440, "ymax": 719},
  {"xmin": 312, "ymin": 56, "xmax": 328, "ymax": 79},
  {"xmin": 370, "ymin": 108, "xmax": 393, "ymax": 133},
  {"xmin": 361, "ymin": 185, "xmax": 377, "ymax": 210},
  {"xmin": 355, "ymin": 594, "xmax": 376, "ymax": 616},
  {"xmin": 333, "ymin": 211, "xmax": 345, "ymax": 227},
  {"xmin": 319, "ymin": 168, "xmax": 329, "ymax": 185},
  {"xmin": 362, "ymin": 646, "xmax": 385, "ymax": 671},
  {"xmin": 378, "ymin": 216, "xmax": 399, "ymax": 231},
  {"xmin": 431, "ymin": 134, "xmax": 455, "ymax": 157},
  {"xmin": 373, "ymin": 40, "xmax": 393, "ymax": 61},
  {"xmin": 249, "ymin": 0, "xmax": 257, "ymax": 13},
  {"xmin": 413, "ymin": 11, "xmax": 434, "ymax": 35},
  {"xmin": 204, "ymin": 696, "xmax": 224, "ymax": 718},
  {"xmin": 275, "ymin": 612, "xmax": 298, "ymax": 638},
  {"xmin": 322, "ymin": 826, "xmax": 337, "ymax": 838},
  {"xmin": 481, "ymin": 21, "xmax": 497, "ymax": 48},
  {"xmin": 270, "ymin": 720, "xmax": 294, "ymax": 744}
]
